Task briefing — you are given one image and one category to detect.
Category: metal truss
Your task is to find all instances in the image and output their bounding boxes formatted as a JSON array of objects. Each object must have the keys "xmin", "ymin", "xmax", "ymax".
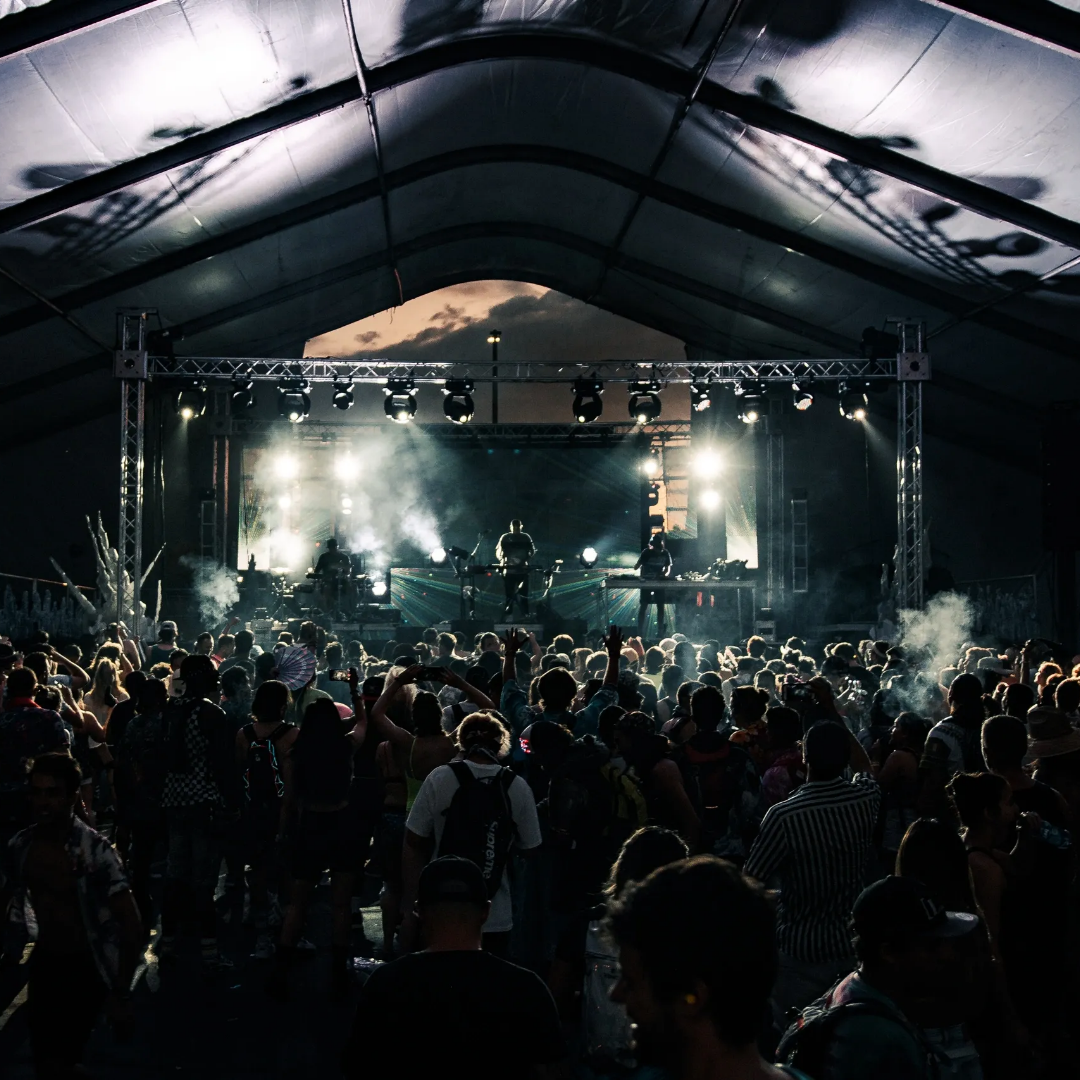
[
  {"xmin": 895, "ymin": 322, "xmax": 928, "ymax": 611},
  {"xmin": 226, "ymin": 417, "xmax": 691, "ymax": 447},
  {"xmin": 149, "ymin": 355, "xmax": 897, "ymax": 384},
  {"xmin": 115, "ymin": 311, "xmax": 148, "ymax": 636}
]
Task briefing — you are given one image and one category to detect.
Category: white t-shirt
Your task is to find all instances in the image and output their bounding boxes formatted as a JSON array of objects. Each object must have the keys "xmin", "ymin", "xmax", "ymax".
[{"xmin": 406, "ymin": 760, "xmax": 542, "ymax": 933}]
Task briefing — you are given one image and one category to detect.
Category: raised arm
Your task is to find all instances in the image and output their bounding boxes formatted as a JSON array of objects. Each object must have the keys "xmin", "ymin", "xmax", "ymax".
[
  {"xmin": 601, "ymin": 624, "xmax": 623, "ymax": 688},
  {"xmin": 369, "ymin": 666, "xmax": 420, "ymax": 748},
  {"xmin": 49, "ymin": 646, "xmax": 89, "ymax": 691},
  {"xmin": 438, "ymin": 667, "xmax": 495, "ymax": 712}
]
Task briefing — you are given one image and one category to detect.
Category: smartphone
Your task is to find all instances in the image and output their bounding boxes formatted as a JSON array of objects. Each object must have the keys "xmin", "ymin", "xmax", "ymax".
[{"xmin": 328, "ymin": 668, "xmax": 352, "ymax": 682}]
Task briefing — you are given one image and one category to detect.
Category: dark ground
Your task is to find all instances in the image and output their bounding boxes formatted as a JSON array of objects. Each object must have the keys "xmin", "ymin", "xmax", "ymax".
[{"xmin": 0, "ymin": 881, "xmax": 385, "ymax": 1080}]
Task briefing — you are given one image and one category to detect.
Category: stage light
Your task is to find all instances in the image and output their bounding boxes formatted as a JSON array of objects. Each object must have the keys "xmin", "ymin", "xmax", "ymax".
[
  {"xmin": 571, "ymin": 377, "xmax": 604, "ymax": 423},
  {"xmin": 332, "ymin": 380, "xmax": 354, "ymax": 410},
  {"xmin": 274, "ymin": 454, "xmax": 299, "ymax": 480},
  {"xmin": 693, "ymin": 448, "xmax": 723, "ymax": 478},
  {"xmin": 700, "ymin": 488, "xmax": 722, "ymax": 511},
  {"xmin": 486, "ymin": 330, "xmax": 502, "ymax": 345},
  {"xmin": 430, "ymin": 546, "xmax": 447, "ymax": 565},
  {"xmin": 839, "ymin": 383, "xmax": 868, "ymax": 421},
  {"xmin": 231, "ymin": 377, "xmax": 255, "ymax": 411},
  {"xmin": 642, "ymin": 453, "xmax": 660, "ymax": 478},
  {"xmin": 647, "ymin": 482, "xmax": 660, "ymax": 506},
  {"xmin": 371, "ymin": 580, "xmax": 388, "ymax": 598},
  {"xmin": 335, "ymin": 454, "xmax": 358, "ymax": 482},
  {"xmin": 580, "ymin": 547, "xmax": 598, "ymax": 568},
  {"xmin": 383, "ymin": 378, "xmax": 417, "ymax": 423},
  {"xmin": 792, "ymin": 383, "xmax": 813, "ymax": 411},
  {"xmin": 277, "ymin": 379, "xmax": 310, "ymax": 423},
  {"xmin": 442, "ymin": 379, "xmax": 475, "ymax": 424},
  {"xmin": 278, "ymin": 495, "xmax": 291, "ymax": 510},
  {"xmin": 175, "ymin": 383, "xmax": 206, "ymax": 420},
  {"xmin": 628, "ymin": 380, "xmax": 662, "ymax": 425},
  {"xmin": 690, "ymin": 380, "xmax": 712, "ymax": 412},
  {"xmin": 341, "ymin": 496, "xmax": 353, "ymax": 510},
  {"xmin": 736, "ymin": 383, "xmax": 764, "ymax": 425}
]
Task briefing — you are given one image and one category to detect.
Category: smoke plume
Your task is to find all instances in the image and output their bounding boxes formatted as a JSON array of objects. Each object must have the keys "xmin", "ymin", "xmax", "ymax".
[
  {"xmin": 180, "ymin": 555, "xmax": 239, "ymax": 628},
  {"xmin": 899, "ymin": 591, "xmax": 974, "ymax": 682}
]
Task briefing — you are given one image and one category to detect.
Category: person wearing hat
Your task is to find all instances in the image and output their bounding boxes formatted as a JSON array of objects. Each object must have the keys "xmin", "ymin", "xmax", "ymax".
[
  {"xmin": 778, "ymin": 876, "xmax": 981, "ymax": 1080},
  {"xmin": 341, "ymin": 856, "xmax": 565, "ymax": 1080}
]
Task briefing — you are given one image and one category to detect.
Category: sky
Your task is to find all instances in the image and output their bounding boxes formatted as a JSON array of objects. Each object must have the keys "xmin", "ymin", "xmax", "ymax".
[{"xmin": 304, "ymin": 279, "xmax": 687, "ymax": 363}]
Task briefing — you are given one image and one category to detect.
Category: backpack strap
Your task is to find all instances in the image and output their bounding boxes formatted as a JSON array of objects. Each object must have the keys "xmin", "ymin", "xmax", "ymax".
[
  {"xmin": 449, "ymin": 760, "xmax": 475, "ymax": 787},
  {"xmin": 242, "ymin": 722, "xmax": 256, "ymax": 743}
]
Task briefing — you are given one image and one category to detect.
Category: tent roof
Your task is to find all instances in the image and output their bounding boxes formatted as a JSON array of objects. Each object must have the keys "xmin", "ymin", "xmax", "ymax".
[{"xmin": 1, "ymin": 0, "xmax": 1078, "ymax": 464}]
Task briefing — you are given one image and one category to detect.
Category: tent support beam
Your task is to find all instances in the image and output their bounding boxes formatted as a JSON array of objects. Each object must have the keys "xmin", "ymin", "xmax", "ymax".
[
  {"xmin": 3, "ymin": 32, "xmax": 1080, "ymax": 253},
  {"xmin": 0, "ymin": 0, "xmax": 166, "ymax": 61},
  {"xmin": 2, "ymin": 144, "xmax": 1076, "ymax": 359},
  {"xmin": 922, "ymin": 0, "xmax": 1080, "ymax": 58}
]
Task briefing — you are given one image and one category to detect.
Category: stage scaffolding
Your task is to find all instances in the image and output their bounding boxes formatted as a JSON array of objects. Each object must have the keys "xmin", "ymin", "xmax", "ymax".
[{"xmin": 113, "ymin": 311, "xmax": 928, "ymax": 626}]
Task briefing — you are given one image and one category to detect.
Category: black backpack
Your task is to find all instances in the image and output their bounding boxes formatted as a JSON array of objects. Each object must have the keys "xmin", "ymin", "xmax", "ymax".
[
  {"xmin": 548, "ymin": 742, "xmax": 647, "ymax": 850},
  {"xmin": 777, "ymin": 994, "xmax": 938, "ymax": 1080},
  {"xmin": 673, "ymin": 735, "xmax": 757, "ymax": 849},
  {"xmin": 242, "ymin": 722, "xmax": 289, "ymax": 804},
  {"xmin": 437, "ymin": 761, "xmax": 517, "ymax": 898}
]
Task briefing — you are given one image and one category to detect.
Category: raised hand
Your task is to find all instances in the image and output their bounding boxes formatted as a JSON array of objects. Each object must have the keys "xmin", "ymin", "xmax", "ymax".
[{"xmin": 603, "ymin": 624, "xmax": 624, "ymax": 654}]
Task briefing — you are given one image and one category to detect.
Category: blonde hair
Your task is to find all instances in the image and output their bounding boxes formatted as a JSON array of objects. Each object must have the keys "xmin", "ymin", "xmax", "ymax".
[
  {"xmin": 90, "ymin": 657, "xmax": 122, "ymax": 700},
  {"xmin": 456, "ymin": 711, "xmax": 511, "ymax": 757}
]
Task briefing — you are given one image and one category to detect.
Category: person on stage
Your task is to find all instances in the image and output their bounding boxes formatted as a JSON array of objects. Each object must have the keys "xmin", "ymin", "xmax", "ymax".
[
  {"xmin": 634, "ymin": 531, "xmax": 672, "ymax": 638},
  {"xmin": 313, "ymin": 537, "xmax": 351, "ymax": 612},
  {"xmin": 496, "ymin": 519, "xmax": 535, "ymax": 618}
]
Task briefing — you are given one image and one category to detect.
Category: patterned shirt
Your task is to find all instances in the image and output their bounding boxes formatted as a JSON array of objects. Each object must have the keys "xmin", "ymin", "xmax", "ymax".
[
  {"xmin": 744, "ymin": 774, "xmax": 881, "ymax": 963},
  {"xmin": 0, "ymin": 700, "xmax": 71, "ymax": 814},
  {"xmin": 2, "ymin": 816, "xmax": 130, "ymax": 989},
  {"xmin": 161, "ymin": 697, "xmax": 228, "ymax": 810}
]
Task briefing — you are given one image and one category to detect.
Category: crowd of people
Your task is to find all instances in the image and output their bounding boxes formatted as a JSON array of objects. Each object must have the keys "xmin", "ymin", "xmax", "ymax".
[{"xmin": 1, "ymin": 616, "xmax": 1078, "ymax": 1079}]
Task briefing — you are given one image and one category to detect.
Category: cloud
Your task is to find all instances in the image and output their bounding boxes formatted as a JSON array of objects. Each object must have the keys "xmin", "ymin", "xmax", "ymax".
[{"xmin": 306, "ymin": 280, "xmax": 684, "ymax": 362}]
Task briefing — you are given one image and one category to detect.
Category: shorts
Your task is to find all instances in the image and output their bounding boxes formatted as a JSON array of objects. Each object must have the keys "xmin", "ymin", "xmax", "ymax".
[
  {"xmin": 291, "ymin": 806, "xmax": 355, "ymax": 882},
  {"xmin": 370, "ymin": 810, "xmax": 407, "ymax": 887}
]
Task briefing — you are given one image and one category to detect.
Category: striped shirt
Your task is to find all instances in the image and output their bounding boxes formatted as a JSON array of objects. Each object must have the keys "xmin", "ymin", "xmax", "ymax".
[{"xmin": 743, "ymin": 773, "xmax": 880, "ymax": 963}]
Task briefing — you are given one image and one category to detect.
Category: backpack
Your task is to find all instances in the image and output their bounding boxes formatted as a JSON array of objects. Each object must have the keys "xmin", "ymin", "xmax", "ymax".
[
  {"xmin": 548, "ymin": 743, "xmax": 648, "ymax": 850},
  {"xmin": 777, "ymin": 992, "xmax": 938, "ymax": 1080},
  {"xmin": 242, "ymin": 722, "xmax": 288, "ymax": 804},
  {"xmin": 437, "ymin": 761, "xmax": 517, "ymax": 898},
  {"xmin": 674, "ymin": 735, "xmax": 757, "ymax": 850}
]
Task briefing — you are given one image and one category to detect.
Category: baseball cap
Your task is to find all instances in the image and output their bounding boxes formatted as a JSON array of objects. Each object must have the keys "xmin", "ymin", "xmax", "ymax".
[
  {"xmin": 853, "ymin": 876, "xmax": 978, "ymax": 943},
  {"xmin": 418, "ymin": 856, "xmax": 488, "ymax": 908}
]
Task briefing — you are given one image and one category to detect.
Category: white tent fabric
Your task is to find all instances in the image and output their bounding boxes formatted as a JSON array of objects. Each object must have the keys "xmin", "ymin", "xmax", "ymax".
[{"xmin": 0, "ymin": 0, "xmax": 1077, "ymax": 463}]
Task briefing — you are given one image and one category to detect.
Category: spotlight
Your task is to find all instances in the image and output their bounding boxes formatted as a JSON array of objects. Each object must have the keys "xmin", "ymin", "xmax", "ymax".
[
  {"xmin": 572, "ymin": 377, "xmax": 604, "ymax": 423},
  {"xmin": 383, "ymin": 378, "xmax": 417, "ymax": 423},
  {"xmin": 700, "ymin": 488, "xmax": 722, "ymax": 511},
  {"xmin": 335, "ymin": 454, "xmax": 359, "ymax": 482},
  {"xmin": 628, "ymin": 379, "xmax": 662, "ymax": 425},
  {"xmin": 430, "ymin": 546, "xmax": 447, "ymax": 565},
  {"xmin": 332, "ymin": 380, "xmax": 354, "ymax": 410},
  {"xmin": 278, "ymin": 495, "xmax": 292, "ymax": 510},
  {"xmin": 274, "ymin": 455, "xmax": 299, "ymax": 480},
  {"xmin": 175, "ymin": 382, "xmax": 206, "ymax": 420},
  {"xmin": 580, "ymin": 546, "xmax": 598, "ymax": 568},
  {"xmin": 693, "ymin": 448, "xmax": 723, "ymax": 478},
  {"xmin": 442, "ymin": 379, "xmax": 475, "ymax": 424},
  {"xmin": 839, "ymin": 383, "xmax": 868, "ymax": 421},
  {"xmin": 486, "ymin": 330, "xmax": 501, "ymax": 345},
  {"xmin": 231, "ymin": 377, "xmax": 255, "ymax": 411},
  {"xmin": 341, "ymin": 497, "xmax": 353, "ymax": 510},
  {"xmin": 277, "ymin": 379, "xmax": 310, "ymax": 423},
  {"xmin": 371, "ymin": 580, "xmax": 388, "ymax": 598},
  {"xmin": 792, "ymin": 383, "xmax": 813, "ymax": 411},
  {"xmin": 647, "ymin": 482, "xmax": 660, "ymax": 506},
  {"xmin": 690, "ymin": 380, "xmax": 713, "ymax": 412},
  {"xmin": 736, "ymin": 382, "xmax": 764, "ymax": 425},
  {"xmin": 642, "ymin": 453, "xmax": 660, "ymax": 478}
]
